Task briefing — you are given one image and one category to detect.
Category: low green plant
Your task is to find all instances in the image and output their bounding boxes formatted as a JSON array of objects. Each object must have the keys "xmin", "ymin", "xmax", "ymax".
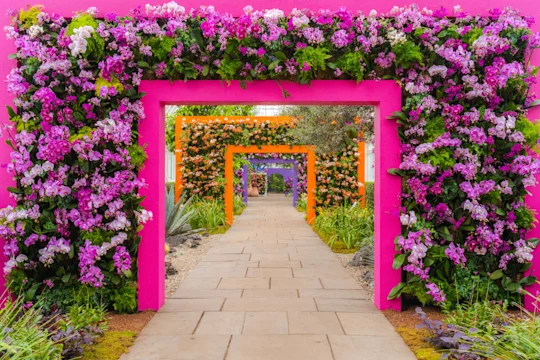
[
  {"xmin": 66, "ymin": 305, "xmax": 108, "ymax": 332},
  {"xmin": 233, "ymin": 195, "xmax": 246, "ymax": 216},
  {"xmin": 365, "ymin": 181, "xmax": 374, "ymax": 209},
  {"xmin": 82, "ymin": 330, "xmax": 136, "ymax": 360},
  {"xmin": 296, "ymin": 194, "xmax": 307, "ymax": 213},
  {"xmin": 268, "ymin": 174, "xmax": 286, "ymax": 193},
  {"xmin": 166, "ymin": 189, "xmax": 202, "ymax": 237},
  {"xmin": 186, "ymin": 197, "xmax": 227, "ymax": 232},
  {"xmin": 314, "ymin": 203, "xmax": 374, "ymax": 250},
  {"xmin": 109, "ymin": 283, "xmax": 137, "ymax": 314},
  {"xmin": 0, "ymin": 294, "xmax": 62, "ymax": 360}
]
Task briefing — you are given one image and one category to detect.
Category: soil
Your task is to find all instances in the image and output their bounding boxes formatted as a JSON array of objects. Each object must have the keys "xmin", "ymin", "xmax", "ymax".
[
  {"xmin": 384, "ymin": 306, "xmax": 445, "ymax": 328},
  {"xmin": 107, "ymin": 311, "xmax": 155, "ymax": 332}
]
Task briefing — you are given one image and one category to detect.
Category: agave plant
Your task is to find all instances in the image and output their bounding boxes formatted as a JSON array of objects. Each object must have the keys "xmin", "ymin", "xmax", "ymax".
[{"xmin": 166, "ymin": 188, "xmax": 201, "ymax": 237}]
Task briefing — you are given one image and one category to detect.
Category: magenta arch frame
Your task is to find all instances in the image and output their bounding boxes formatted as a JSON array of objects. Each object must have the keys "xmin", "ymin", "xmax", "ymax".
[
  {"xmin": 0, "ymin": 0, "xmax": 538, "ymax": 313},
  {"xmin": 138, "ymin": 80, "xmax": 402, "ymax": 311}
]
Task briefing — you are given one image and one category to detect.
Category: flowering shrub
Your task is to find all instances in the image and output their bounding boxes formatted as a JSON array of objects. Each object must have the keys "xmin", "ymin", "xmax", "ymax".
[{"xmin": 1, "ymin": 2, "xmax": 540, "ymax": 307}]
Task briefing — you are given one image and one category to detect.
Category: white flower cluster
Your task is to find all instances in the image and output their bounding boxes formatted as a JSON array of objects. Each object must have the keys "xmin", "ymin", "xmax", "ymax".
[
  {"xmin": 386, "ymin": 28, "xmax": 407, "ymax": 47},
  {"xmin": 68, "ymin": 26, "xmax": 95, "ymax": 57},
  {"xmin": 264, "ymin": 9, "xmax": 285, "ymax": 23},
  {"xmin": 400, "ymin": 211, "xmax": 417, "ymax": 226},
  {"xmin": 28, "ymin": 25, "xmax": 44, "ymax": 39},
  {"xmin": 145, "ymin": 1, "xmax": 186, "ymax": 17}
]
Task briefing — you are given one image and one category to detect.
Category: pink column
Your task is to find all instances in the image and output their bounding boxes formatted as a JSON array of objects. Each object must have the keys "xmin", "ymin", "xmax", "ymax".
[
  {"xmin": 137, "ymin": 91, "xmax": 165, "ymax": 311},
  {"xmin": 374, "ymin": 84, "xmax": 402, "ymax": 311},
  {"xmin": 525, "ymin": 43, "xmax": 540, "ymax": 309}
]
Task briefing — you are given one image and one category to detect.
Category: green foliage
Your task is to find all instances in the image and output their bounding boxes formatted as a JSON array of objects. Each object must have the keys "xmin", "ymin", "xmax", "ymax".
[
  {"xmin": 82, "ymin": 330, "xmax": 137, "ymax": 360},
  {"xmin": 339, "ymin": 51, "xmax": 365, "ymax": 81},
  {"xmin": 186, "ymin": 197, "xmax": 227, "ymax": 232},
  {"xmin": 515, "ymin": 116, "xmax": 540, "ymax": 149},
  {"xmin": 444, "ymin": 300, "xmax": 507, "ymax": 337},
  {"xmin": 422, "ymin": 116, "xmax": 445, "ymax": 142},
  {"xmin": 166, "ymin": 190, "xmax": 201, "ymax": 237},
  {"xmin": 66, "ymin": 14, "xmax": 98, "ymax": 35},
  {"xmin": 296, "ymin": 194, "xmax": 307, "ymax": 213},
  {"xmin": 17, "ymin": 6, "xmax": 42, "ymax": 29},
  {"xmin": 233, "ymin": 195, "xmax": 246, "ymax": 216},
  {"xmin": 66, "ymin": 304, "xmax": 108, "ymax": 332},
  {"xmin": 314, "ymin": 204, "xmax": 374, "ymax": 250},
  {"xmin": 462, "ymin": 27, "xmax": 484, "ymax": 45},
  {"xmin": 95, "ymin": 76, "xmax": 124, "ymax": 96},
  {"xmin": 217, "ymin": 57, "xmax": 243, "ymax": 81},
  {"xmin": 392, "ymin": 41, "xmax": 424, "ymax": 69},
  {"xmin": 165, "ymin": 105, "xmax": 255, "ymax": 151},
  {"xmin": 147, "ymin": 36, "xmax": 175, "ymax": 61},
  {"xmin": 294, "ymin": 46, "xmax": 332, "ymax": 83},
  {"xmin": 127, "ymin": 144, "xmax": 148, "ymax": 170},
  {"xmin": 268, "ymin": 174, "xmax": 286, "ymax": 193},
  {"xmin": 36, "ymin": 284, "xmax": 110, "ymax": 313},
  {"xmin": 365, "ymin": 181, "xmax": 374, "ymax": 209},
  {"xmin": 0, "ymin": 294, "xmax": 62, "ymax": 360},
  {"xmin": 282, "ymin": 105, "xmax": 374, "ymax": 153},
  {"xmin": 109, "ymin": 283, "xmax": 137, "ymax": 314},
  {"xmin": 514, "ymin": 205, "xmax": 536, "ymax": 229}
]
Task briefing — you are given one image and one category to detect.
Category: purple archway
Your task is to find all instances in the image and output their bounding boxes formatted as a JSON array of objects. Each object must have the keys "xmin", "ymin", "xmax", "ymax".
[{"xmin": 243, "ymin": 159, "xmax": 299, "ymax": 206}]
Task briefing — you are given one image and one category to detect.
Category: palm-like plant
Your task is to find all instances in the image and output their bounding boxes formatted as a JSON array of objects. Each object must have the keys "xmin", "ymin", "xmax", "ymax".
[{"xmin": 166, "ymin": 188, "xmax": 201, "ymax": 237}]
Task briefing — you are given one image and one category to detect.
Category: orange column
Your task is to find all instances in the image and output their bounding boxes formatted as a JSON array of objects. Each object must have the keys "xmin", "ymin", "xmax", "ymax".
[
  {"xmin": 224, "ymin": 147, "xmax": 234, "ymax": 225},
  {"xmin": 307, "ymin": 148, "xmax": 316, "ymax": 224},
  {"xmin": 174, "ymin": 118, "xmax": 183, "ymax": 203},
  {"xmin": 357, "ymin": 141, "xmax": 366, "ymax": 208}
]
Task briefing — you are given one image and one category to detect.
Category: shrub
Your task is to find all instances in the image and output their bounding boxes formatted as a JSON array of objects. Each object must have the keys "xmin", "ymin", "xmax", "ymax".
[
  {"xmin": 314, "ymin": 204, "xmax": 374, "ymax": 250},
  {"xmin": 296, "ymin": 193, "xmax": 308, "ymax": 213},
  {"xmin": 109, "ymin": 283, "xmax": 138, "ymax": 314}
]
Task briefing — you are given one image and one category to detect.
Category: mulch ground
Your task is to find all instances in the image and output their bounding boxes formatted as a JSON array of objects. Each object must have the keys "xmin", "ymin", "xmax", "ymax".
[
  {"xmin": 384, "ymin": 305, "xmax": 445, "ymax": 328},
  {"xmin": 107, "ymin": 311, "xmax": 155, "ymax": 333}
]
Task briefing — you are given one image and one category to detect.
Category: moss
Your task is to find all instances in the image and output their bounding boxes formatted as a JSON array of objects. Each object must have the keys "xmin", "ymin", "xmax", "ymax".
[
  {"xmin": 83, "ymin": 330, "xmax": 137, "ymax": 360},
  {"xmin": 128, "ymin": 144, "xmax": 148, "ymax": 170},
  {"xmin": 208, "ymin": 225, "xmax": 230, "ymax": 235},
  {"xmin": 395, "ymin": 327, "xmax": 441, "ymax": 360}
]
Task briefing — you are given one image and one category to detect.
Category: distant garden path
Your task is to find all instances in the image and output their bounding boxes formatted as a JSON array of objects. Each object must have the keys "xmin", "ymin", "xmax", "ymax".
[{"xmin": 122, "ymin": 195, "xmax": 413, "ymax": 359}]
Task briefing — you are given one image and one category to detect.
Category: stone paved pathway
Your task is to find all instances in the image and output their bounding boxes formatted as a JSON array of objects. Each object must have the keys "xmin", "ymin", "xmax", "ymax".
[{"xmin": 122, "ymin": 195, "xmax": 415, "ymax": 360}]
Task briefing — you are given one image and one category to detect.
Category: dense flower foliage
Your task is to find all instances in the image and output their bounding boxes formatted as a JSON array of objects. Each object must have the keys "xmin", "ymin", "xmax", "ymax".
[
  {"xmin": 316, "ymin": 144, "xmax": 362, "ymax": 206},
  {"xmin": 1, "ymin": 2, "xmax": 540, "ymax": 306}
]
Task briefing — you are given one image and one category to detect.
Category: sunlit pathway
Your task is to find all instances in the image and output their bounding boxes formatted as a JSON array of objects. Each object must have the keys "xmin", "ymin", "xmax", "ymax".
[{"xmin": 122, "ymin": 194, "xmax": 414, "ymax": 360}]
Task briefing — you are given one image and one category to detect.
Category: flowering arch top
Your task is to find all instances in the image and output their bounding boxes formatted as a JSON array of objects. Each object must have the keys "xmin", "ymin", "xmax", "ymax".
[{"xmin": 1, "ymin": 2, "xmax": 540, "ymax": 308}]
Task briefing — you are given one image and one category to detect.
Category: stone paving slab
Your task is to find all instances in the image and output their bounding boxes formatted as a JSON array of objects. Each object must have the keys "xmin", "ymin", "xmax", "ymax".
[{"xmin": 123, "ymin": 195, "xmax": 414, "ymax": 359}]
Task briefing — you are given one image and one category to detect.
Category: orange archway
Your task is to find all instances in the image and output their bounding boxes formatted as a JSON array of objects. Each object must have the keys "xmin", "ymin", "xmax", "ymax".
[
  {"xmin": 224, "ymin": 145, "xmax": 317, "ymax": 225},
  {"xmin": 174, "ymin": 115, "xmax": 366, "ymax": 217}
]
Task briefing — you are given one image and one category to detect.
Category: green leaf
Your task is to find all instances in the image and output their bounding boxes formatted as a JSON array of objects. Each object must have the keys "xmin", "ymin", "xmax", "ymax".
[
  {"xmin": 495, "ymin": 208, "xmax": 507, "ymax": 216},
  {"xmin": 61, "ymin": 274, "xmax": 71, "ymax": 283},
  {"xmin": 392, "ymin": 254, "xmax": 406, "ymax": 270},
  {"xmin": 519, "ymin": 276, "xmax": 537, "ymax": 286},
  {"xmin": 274, "ymin": 51, "xmax": 287, "ymax": 61},
  {"xmin": 7, "ymin": 187, "xmax": 21, "ymax": 194},
  {"xmin": 6, "ymin": 105, "xmax": 17, "ymax": 119},
  {"xmin": 8, "ymin": 53, "xmax": 17, "ymax": 60},
  {"xmin": 202, "ymin": 65, "xmax": 209, "ymax": 76},
  {"xmin": 111, "ymin": 275, "xmax": 121, "ymax": 285},
  {"xmin": 490, "ymin": 269, "xmax": 504, "ymax": 280},
  {"xmin": 268, "ymin": 60, "xmax": 280, "ymax": 71},
  {"xmin": 137, "ymin": 60, "xmax": 150, "ymax": 69},
  {"xmin": 527, "ymin": 238, "xmax": 539, "ymax": 247},
  {"xmin": 460, "ymin": 225, "xmax": 476, "ymax": 232},
  {"xmin": 388, "ymin": 282, "xmax": 407, "ymax": 300},
  {"xmin": 25, "ymin": 283, "xmax": 41, "ymax": 301}
]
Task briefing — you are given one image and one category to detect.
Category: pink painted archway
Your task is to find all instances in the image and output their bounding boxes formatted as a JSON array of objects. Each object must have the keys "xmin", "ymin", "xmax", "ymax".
[
  {"xmin": 0, "ymin": 0, "xmax": 539, "ymax": 313},
  {"xmin": 138, "ymin": 80, "xmax": 402, "ymax": 311}
]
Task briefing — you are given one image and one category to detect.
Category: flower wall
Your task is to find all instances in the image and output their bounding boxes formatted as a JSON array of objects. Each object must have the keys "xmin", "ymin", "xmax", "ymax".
[{"xmin": 1, "ymin": 2, "xmax": 540, "ymax": 307}]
